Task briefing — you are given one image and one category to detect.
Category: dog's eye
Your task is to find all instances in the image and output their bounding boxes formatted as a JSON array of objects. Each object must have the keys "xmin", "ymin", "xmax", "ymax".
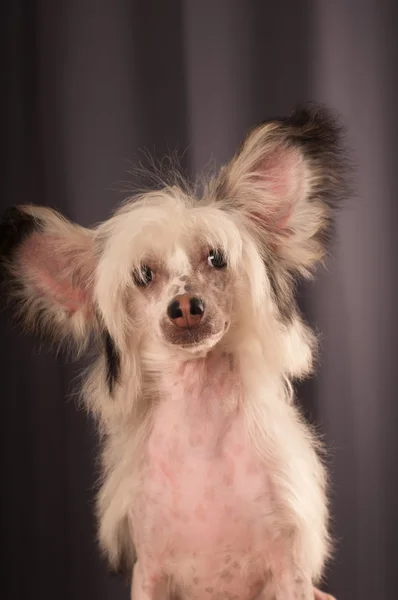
[
  {"xmin": 133, "ymin": 265, "xmax": 153, "ymax": 286},
  {"xmin": 208, "ymin": 249, "xmax": 227, "ymax": 269}
]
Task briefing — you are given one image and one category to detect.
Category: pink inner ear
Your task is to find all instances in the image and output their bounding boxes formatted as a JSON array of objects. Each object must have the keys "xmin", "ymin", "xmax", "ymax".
[
  {"xmin": 19, "ymin": 233, "xmax": 90, "ymax": 315},
  {"xmin": 252, "ymin": 206, "xmax": 293, "ymax": 236},
  {"xmin": 37, "ymin": 269, "xmax": 88, "ymax": 314},
  {"xmin": 253, "ymin": 147, "xmax": 306, "ymax": 235}
]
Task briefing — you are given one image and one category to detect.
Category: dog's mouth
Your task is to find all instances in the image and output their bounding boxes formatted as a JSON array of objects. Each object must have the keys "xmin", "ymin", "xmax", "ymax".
[
  {"xmin": 161, "ymin": 319, "xmax": 229, "ymax": 351},
  {"xmin": 175, "ymin": 328, "xmax": 211, "ymax": 348}
]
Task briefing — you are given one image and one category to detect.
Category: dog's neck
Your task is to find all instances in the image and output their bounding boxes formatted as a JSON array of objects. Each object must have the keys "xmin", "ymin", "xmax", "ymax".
[{"xmin": 148, "ymin": 350, "xmax": 243, "ymax": 458}]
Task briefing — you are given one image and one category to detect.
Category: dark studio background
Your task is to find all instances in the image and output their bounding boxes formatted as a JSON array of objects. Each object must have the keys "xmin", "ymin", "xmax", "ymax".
[{"xmin": 1, "ymin": 1, "xmax": 398, "ymax": 599}]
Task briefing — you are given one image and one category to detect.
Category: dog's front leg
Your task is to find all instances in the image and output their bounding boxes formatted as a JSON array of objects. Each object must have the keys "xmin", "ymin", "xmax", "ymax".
[{"xmin": 131, "ymin": 562, "xmax": 168, "ymax": 600}]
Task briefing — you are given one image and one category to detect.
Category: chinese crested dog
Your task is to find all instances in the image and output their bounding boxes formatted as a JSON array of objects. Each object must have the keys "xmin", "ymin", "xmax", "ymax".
[{"xmin": 1, "ymin": 105, "xmax": 347, "ymax": 599}]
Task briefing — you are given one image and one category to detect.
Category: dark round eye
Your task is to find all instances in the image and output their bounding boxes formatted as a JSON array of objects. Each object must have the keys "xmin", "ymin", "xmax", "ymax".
[
  {"xmin": 133, "ymin": 265, "xmax": 153, "ymax": 286},
  {"xmin": 208, "ymin": 249, "xmax": 227, "ymax": 269}
]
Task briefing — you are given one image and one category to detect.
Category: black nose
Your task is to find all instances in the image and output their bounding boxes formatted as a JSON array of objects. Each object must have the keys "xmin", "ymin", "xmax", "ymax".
[{"xmin": 167, "ymin": 295, "xmax": 205, "ymax": 328}]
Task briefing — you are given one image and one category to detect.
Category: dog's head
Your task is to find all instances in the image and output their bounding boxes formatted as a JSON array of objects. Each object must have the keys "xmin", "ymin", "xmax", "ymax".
[{"xmin": 0, "ymin": 105, "xmax": 347, "ymax": 394}]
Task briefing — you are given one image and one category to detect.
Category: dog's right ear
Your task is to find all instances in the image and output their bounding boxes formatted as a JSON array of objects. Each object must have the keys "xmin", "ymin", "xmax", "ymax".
[{"xmin": 0, "ymin": 205, "xmax": 97, "ymax": 353}]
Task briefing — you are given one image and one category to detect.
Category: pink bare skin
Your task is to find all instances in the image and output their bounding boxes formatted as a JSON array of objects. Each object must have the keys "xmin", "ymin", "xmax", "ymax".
[{"xmin": 129, "ymin": 353, "xmax": 322, "ymax": 599}]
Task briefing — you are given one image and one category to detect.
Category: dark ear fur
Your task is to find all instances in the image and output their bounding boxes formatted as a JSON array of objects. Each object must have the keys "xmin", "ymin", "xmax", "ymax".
[{"xmin": 0, "ymin": 206, "xmax": 40, "ymax": 264}]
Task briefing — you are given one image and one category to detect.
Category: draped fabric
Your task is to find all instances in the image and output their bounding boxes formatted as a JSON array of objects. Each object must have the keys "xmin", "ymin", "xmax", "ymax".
[{"xmin": 2, "ymin": 1, "xmax": 397, "ymax": 599}]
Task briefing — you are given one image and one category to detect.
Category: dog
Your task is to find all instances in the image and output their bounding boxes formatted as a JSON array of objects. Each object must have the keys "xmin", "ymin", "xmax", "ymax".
[{"xmin": 0, "ymin": 104, "xmax": 347, "ymax": 599}]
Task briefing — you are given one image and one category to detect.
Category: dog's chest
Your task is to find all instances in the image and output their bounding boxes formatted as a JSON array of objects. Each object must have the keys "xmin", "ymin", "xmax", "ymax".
[{"xmin": 131, "ymin": 356, "xmax": 274, "ymax": 593}]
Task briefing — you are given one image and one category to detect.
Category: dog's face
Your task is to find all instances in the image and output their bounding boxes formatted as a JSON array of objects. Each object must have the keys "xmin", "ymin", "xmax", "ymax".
[
  {"xmin": 132, "ymin": 243, "xmax": 232, "ymax": 352},
  {"xmin": 0, "ymin": 104, "xmax": 347, "ymax": 392},
  {"xmin": 94, "ymin": 196, "xmax": 253, "ymax": 359}
]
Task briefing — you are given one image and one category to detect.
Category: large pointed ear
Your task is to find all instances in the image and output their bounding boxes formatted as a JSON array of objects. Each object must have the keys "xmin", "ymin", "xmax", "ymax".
[
  {"xmin": 213, "ymin": 104, "xmax": 349, "ymax": 276},
  {"xmin": 0, "ymin": 205, "xmax": 97, "ymax": 353}
]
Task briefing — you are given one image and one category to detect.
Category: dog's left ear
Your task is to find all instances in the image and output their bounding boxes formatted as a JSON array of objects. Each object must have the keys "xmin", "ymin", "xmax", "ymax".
[{"xmin": 214, "ymin": 104, "xmax": 348, "ymax": 276}]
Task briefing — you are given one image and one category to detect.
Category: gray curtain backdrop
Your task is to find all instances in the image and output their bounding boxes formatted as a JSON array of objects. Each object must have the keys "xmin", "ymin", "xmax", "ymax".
[{"xmin": 2, "ymin": 1, "xmax": 397, "ymax": 599}]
